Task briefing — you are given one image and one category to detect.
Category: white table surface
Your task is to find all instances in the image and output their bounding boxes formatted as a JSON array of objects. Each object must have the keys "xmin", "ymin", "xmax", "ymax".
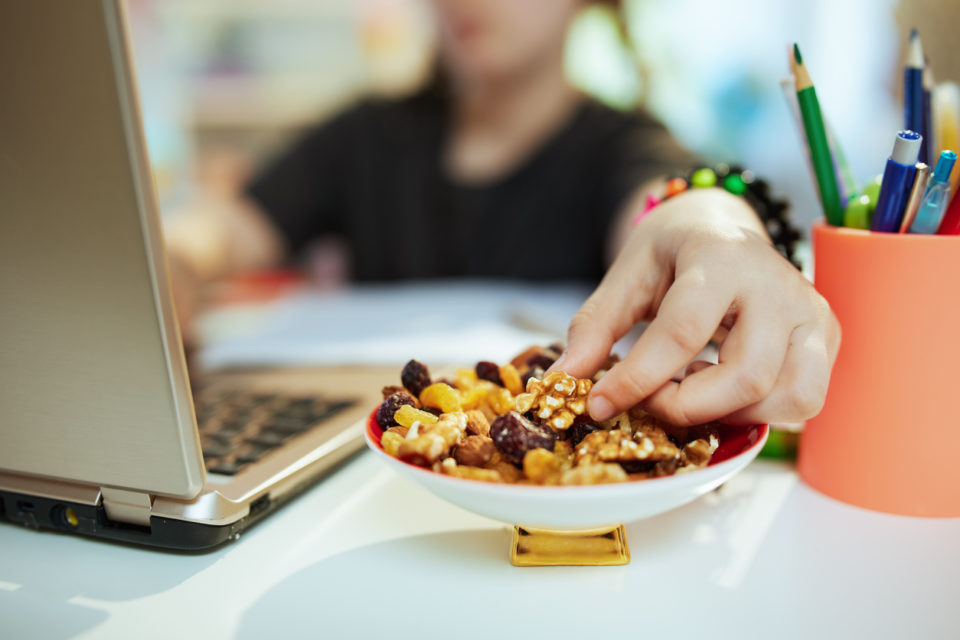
[
  {"xmin": 3, "ymin": 454, "xmax": 959, "ymax": 639},
  {"xmin": 3, "ymin": 282, "xmax": 957, "ymax": 639}
]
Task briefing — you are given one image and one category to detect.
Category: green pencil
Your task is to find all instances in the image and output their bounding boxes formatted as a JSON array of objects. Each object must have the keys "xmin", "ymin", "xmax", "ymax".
[{"xmin": 792, "ymin": 44, "xmax": 843, "ymax": 225}]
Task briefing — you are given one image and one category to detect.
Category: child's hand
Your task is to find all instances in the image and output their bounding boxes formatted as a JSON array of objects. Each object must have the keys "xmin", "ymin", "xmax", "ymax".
[{"xmin": 553, "ymin": 188, "xmax": 840, "ymax": 426}]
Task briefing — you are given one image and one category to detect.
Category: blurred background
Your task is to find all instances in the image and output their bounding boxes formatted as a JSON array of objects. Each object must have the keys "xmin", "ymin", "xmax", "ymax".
[{"xmin": 126, "ymin": 0, "xmax": 958, "ymax": 233}]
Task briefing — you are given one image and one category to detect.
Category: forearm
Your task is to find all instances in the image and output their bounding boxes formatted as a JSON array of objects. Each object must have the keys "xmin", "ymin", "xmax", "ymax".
[
  {"xmin": 162, "ymin": 195, "xmax": 288, "ymax": 337},
  {"xmin": 163, "ymin": 195, "xmax": 288, "ymax": 284}
]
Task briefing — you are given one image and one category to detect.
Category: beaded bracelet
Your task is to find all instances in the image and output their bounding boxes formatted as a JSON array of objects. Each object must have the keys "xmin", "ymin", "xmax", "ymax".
[{"xmin": 633, "ymin": 164, "xmax": 803, "ymax": 268}]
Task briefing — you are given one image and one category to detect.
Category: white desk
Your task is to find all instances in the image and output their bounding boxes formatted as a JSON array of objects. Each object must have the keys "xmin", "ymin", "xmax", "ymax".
[
  {"xmin": 2, "ymin": 455, "xmax": 958, "ymax": 639},
  {"xmin": 2, "ymin": 282, "xmax": 957, "ymax": 638}
]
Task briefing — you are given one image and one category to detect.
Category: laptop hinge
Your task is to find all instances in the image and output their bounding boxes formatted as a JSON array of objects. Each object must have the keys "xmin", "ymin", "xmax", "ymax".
[{"xmin": 101, "ymin": 487, "xmax": 154, "ymax": 527}]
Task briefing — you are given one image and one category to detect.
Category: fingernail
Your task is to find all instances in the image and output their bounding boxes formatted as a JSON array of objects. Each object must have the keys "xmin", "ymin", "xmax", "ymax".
[{"xmin": 588, "ymin": 395, "xmax": 616, "ymax": 422}]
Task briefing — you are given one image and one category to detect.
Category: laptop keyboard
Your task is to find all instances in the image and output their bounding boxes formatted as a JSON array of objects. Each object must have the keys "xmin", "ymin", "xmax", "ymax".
[{"xmin": 193, "ymin": 390, "xmax": 357, "ymax": 476}]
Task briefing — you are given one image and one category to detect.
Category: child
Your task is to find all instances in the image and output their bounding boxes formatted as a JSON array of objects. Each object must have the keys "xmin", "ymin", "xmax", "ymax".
[{"xmin": 167, "ymin": 0, "xmax": 840, "ymax": 426}]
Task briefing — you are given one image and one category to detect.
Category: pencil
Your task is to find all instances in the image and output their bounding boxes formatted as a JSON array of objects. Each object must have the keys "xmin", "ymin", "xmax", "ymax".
[{"xmin": 791, "ymin": 44, "xmax": 843, "ymax": 225}]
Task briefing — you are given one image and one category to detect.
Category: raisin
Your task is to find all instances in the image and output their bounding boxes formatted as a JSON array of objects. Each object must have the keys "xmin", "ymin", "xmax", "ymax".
[
  {"xmin": 521, "ymin": 367, "xmax": 545, "ymax": 388},
  {"xmin": 620, "ymin": 460, "xmax": 656, "ymax": 474},
  {"xmin": 381, "ymin": 385, "xmax": 406, "ymax": 399},
  {"xmin": 376, "ymin": 391, "xmax": 417, "ymax": 430},
  {"xmin": 568, "ymin": 417, "xmax": 599, "ymax": 447},
  {"xmin": 547, "ymin": 343, "xmax": 566, "ymax": 356},
  {"xmin": 651, "ymin": 458, "xmax": 679, "ymax": 477},
  {"xmin": 423, "ymin": 406, "xmax": 443, "ymax": 417},
  {"xmin": 490, "ymin": 411, "xmax": 557, "ymax": 465},
  {"xmin": 526, "ymin": 353, "xmax": 556, "ymax": 371},
  {"xmin": 401, "ymin": 359, "xmax": 431, "ymax": 397},
  {"xmin": 475, "ymin": 361, "xmax": 503, "ymax": 386},
  {"xmin": 514, "ymin": 346, "xmax": 558, "ymax": 371}
]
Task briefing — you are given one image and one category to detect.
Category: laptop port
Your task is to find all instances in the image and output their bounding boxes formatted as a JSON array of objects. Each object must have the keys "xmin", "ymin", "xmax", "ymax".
[
  {"xmin": 51, "ymin": 505, "xmax": 80, "ymax": 529},
  {"xmin": 17, "ymin": 500, "xmax": 34, "ymax": 512},
  {"xmin": 248, "ymin": 494, "xmax": 270, "ymax": 518}
]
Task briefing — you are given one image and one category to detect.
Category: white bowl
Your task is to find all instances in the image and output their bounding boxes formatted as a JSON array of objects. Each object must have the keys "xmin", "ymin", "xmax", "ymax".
[{"xmin": 365, "ymin": 412, "xmax": 768, "ymax": 530}]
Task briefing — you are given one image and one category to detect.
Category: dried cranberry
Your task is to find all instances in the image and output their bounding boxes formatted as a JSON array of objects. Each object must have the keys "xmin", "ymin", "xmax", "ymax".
[
  {"xmin": 375, "ymin": 391, "xmax": 417, "ymax": 430},
  {"xmin": 568, "ymin": 418, "xmax": 600, "ymax": 447},
  {"xmin": 490, "ymin": 411, "xmax": 557, "ymax": 465},
  {"xmin": 475, "ymin": 361, "xmax": 503, "ymax": 386},
  {"xmin": 401, "ymin": 359, "xmax": 431, "ymax": 397}
]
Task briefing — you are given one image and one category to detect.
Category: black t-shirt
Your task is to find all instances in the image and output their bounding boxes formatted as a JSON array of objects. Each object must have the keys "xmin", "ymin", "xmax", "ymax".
[{"xmin": 246, "ymin": 89, "xmax": 692, "ymax": 282}]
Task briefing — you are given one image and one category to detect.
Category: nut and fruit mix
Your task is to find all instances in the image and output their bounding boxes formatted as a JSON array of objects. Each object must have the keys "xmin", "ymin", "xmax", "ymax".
[{"xmin": 374, "ymin": 346, "xmax": 719, "ymax": 485}]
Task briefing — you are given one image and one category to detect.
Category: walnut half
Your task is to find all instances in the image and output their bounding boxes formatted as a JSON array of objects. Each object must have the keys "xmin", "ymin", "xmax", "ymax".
[
  {"xmin": 397, "ymin": 412, "xmax": 467, "ymax": 466},
  {"xmin": 514, "ymin": 371, "xmax": 592, "ymax": 430}
]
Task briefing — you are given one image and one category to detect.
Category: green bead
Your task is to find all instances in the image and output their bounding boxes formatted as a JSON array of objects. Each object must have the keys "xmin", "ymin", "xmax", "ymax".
[
  {"xmin": 722, "ymin": 173, "xmax": 747, "ymax": 195},
  {"xmin": 690, "ymin": 167, "xmax": 717, "ymax": 189},
  {"xmin": 758, "ymin": 429, "xmax": 799, "ymax": 460},
  {"xmin": 844, "ymin": 194, "xmax": 872, "ymax": 229}
]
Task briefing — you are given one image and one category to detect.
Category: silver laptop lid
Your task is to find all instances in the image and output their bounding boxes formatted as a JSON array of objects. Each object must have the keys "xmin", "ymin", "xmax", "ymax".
[{"xmin": 0, "ymin": 0, "xmax": 204, "ymax": 499}]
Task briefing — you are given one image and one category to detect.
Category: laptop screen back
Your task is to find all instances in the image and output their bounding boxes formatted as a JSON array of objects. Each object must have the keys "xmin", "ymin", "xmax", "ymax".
[{"xmin": 0, "ymin": 0, "xmax": 204, "ymax": 498}]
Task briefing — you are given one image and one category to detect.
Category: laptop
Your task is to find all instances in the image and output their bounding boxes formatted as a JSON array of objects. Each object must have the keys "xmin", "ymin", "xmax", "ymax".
[{"xmin": 0, "ymin": 0, "xmax": 385, "ymax": 550}]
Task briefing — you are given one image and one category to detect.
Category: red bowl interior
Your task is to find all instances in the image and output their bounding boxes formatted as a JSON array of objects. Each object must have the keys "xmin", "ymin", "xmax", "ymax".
[{"xmin": 367, "ymin": 408, "xmax": 767, "ymax": 474}]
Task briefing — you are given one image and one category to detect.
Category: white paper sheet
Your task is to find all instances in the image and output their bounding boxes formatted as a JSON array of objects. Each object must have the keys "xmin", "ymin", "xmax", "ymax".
[{"xmin": 196, "ymin": 280, "xmax": 593, "ymax": 370}]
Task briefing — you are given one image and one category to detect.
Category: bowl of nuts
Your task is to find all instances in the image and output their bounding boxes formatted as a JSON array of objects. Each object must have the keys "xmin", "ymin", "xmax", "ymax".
[{"xmin": 365, "ymin": 346, "xmax": 768, "ymax": 537}]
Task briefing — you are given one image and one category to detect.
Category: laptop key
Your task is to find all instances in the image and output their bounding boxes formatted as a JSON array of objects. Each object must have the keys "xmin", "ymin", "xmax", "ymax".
[
  {"xmin": 201, "ymin": 437, "xmax": 233, "ymax": 459},
  {"xmin": 207, "ymin": 459, "xmax": 245, "ymax": 476},
  {"xmin": 247, "ymin": 429, "xmax": 290, "ymax": 448},
  {"xmin": 260, "ymin": 416, "xmax": 315, "ymax": 435},
  {"xmin": 234, "ymin": 443, "xmax": 273, "ymax": 465},
  {"xmin": 215, "ymin": 419, "xmax": 249, "ymax": 437}
]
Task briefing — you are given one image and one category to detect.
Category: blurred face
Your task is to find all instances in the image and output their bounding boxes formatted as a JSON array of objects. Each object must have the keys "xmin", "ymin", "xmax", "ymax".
[{"xmin": 430, "ymin": 0, "xmax": 583, "ymax": 84}]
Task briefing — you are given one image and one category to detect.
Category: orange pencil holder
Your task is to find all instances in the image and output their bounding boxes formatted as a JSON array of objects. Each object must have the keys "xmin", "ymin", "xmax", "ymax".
[{"xmin": 798, "ymin": 223, "xmax": 960, "ymax": 517}]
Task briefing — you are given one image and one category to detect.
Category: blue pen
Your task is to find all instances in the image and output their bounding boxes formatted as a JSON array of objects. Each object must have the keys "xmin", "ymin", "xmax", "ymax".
[
  {"xmin": 904, "ymin": 30, "xmax": 925, "ymax": 152},
  {"xmin": 921, "ymin": 64, "xmax": 934, "ymax": 165},
  {"xmin": 871, "ymin": 130, "xmax": 923, "ymax": 233},
  {"xmin": 910, "ymin": 150, "xmax": 957, "ymax": 234}
]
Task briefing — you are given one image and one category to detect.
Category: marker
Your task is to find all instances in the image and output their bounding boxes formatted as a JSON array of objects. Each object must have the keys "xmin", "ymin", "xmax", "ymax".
[
  {"xmin": 939, "ymin": 180, "xmax": 960, "ymax": 234},
  {"xmin": 933, "ymin": 82, "xmax": 960, "ymax": 199},
  {"xmin": 911, "ymin": 150, "xmax": 957, "ymax": 234},
  {"xmin": 904, "ymin": 30, "xmax": 925, "ymax": 154},
  {"xmin": 871, "ymin": 130, "xmax": 922, "ymax": 233},
  {"xmin": 898, "ymin": 163, "xmax": 929, "ymax": 232},
  {"xmin": 791, "ymin": 44, "xmax": 843, "ymax": 225}
]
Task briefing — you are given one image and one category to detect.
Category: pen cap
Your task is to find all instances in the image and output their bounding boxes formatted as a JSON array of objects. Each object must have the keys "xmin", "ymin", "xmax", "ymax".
[
  {"xmin": 890, "ymin": 130, "xmax": 922, "ymax": 165},
  {"xmin": 931, "ymin": 150, "xmax": 957, "ymax": 183}
]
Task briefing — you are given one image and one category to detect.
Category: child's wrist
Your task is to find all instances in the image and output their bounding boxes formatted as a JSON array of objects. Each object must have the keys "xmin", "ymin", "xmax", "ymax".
[{"xmin": 633, "ymin": 165, "xmax": 801, "ymax": 267}]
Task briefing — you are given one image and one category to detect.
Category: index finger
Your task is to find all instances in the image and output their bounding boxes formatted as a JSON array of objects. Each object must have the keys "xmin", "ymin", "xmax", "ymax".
[
  {"xmin": 587, "ymin": 272, "xmax": 734, "ymax": 421},
  {"xmin": 551, "ymin": 256, "xmax": 660, "ymax": 379}
]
